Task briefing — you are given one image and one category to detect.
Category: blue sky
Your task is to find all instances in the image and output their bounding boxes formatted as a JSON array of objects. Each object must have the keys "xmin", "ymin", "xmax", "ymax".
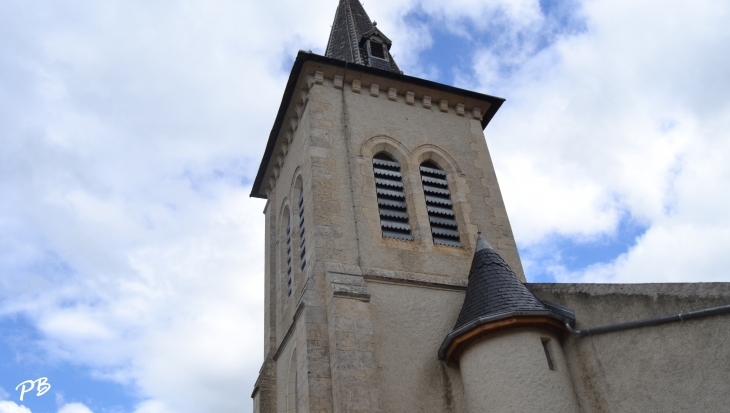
[{"xmin": 2, "ymin": 0, "xmax": 730, "ymax": 412}]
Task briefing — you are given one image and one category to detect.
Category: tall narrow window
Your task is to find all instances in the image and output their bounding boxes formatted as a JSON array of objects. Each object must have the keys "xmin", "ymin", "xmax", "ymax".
[
  {"xmin": 298, "ymin": 193, "xmax": 307, "ymax": 270},
  {"xmin": 286, "ymin": 220, "xmax": 293, "ymax": 298},
  {"xmin": 420, "ymin": 161, "xmax": 461, "ymax": 247},
  {"xmin": 373, "ymin": 153, "xmax": 413, "ymax": 241},
  {"xmin": 541, "ymin": 338, "xmax": 555, "ymax": 371}
]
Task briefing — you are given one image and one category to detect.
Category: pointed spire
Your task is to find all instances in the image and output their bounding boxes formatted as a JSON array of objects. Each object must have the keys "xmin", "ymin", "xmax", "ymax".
[
  {"xmin": 475, "ymin": 232, "xmax": 494, "ymax": 253},
  {"xmin": 325, "ymin": 0, "xmax": 402, "ymax": 73},
  {"xmin": 438, "ymin": 234, "xmax": 572, "ymax": 362},
  {"xmin": 452, "ymin": 233, "xmax": 546, "ymax": 332}
]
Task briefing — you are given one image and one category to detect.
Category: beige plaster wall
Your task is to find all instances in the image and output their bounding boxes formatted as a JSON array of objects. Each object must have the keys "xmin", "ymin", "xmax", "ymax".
[
  {"xmin": 460, "ymin": 329, "xmax": 580, "ymax": 413},
  {"xmin": 367, "ymin": 281, "xmax": 469, "ymax": 413},
  {"xmin": 530, "ymin": 283, "xmax": 730, "ymax": 413}
]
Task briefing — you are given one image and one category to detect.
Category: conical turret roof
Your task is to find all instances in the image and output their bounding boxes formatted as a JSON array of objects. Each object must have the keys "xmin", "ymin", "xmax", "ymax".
[
  {"xmin": 453, "ymin": 235, "xmax": 547, "ymax": 329},
  {"xmin": 438, "ymin": 234, "xmax": 573, "ymax": 361},
  {"xmin": 325, "ymin": 0, "xmax": 401, "ymax": 73}
]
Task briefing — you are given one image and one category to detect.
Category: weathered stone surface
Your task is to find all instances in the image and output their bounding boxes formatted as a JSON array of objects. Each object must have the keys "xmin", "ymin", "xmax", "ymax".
[
  {"xmin": 365, "ymin": 281, "xmax": 469, "ymax": 413},
  {"xmin": 256, "ymin": 58, "xmax": 528, "ymax": 412},
  {"xmin": 530, "ymin": 283, "xmax": 730, "ymax": 413},
  {"xmin": 253, "ymin": 56, "xmax": 730, "ymax": 413},
  {"xmin": 460, "ymin": 329, "xmax": 581, "ymax": 413}
]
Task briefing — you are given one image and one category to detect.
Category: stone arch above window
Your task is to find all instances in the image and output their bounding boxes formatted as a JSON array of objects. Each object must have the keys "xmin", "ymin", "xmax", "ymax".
[
  {"xmin": 420, "ymin": 160, "xmax": 462, "ymax": 247},
  {"xmin": 360, "ymin": 135, "xmax": 411, "ymax": 165},
  {"xmin": 372, "ymin": 152, "xmax": 413, "ymax": 241},
  {"xmin": 412, "ymin": 144, "xmax": 463, "ymax": 176}
]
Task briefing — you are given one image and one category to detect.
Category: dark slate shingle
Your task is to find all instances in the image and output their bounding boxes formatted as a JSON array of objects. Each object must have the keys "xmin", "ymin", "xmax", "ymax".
[
  {"xmin": 451, "ymin": 236, "xmax": 547, "ymax": 331},
  {"xmin": 437, "ymin": 234, "xmax": 574, "ymax": 360},
  {"xmin": 324, "ymin": 0, "xmax": 401, "ymax": 73}
]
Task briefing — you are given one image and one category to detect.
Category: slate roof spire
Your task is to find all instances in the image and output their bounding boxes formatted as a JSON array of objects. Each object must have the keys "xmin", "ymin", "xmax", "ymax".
[
  {"xmin": 325, "ymin": 0, "xmax": 402, "ymax": 73},
  {"xmin": 452, "ymin": 234, "xmax": 548, "ymax": 331},
  {"xmin": 438, "ymin": 233, "xmax": 574, "ymax": 362}
]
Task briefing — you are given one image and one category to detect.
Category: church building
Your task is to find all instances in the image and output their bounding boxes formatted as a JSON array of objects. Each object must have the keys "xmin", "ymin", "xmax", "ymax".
[{"xmin": 250, "ymin": 1, "xmax": 730, "ymax": 412}]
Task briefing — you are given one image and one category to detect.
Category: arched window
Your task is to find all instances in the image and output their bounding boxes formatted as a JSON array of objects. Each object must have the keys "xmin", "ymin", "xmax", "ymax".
[
  {"xmin": 420, "ymin": 161, "xmax": 461, "ymax": 247},
  {"xmin": 291, "ymin": 176, "xmax": 307, "ymax": 272},
  {"xmin": 372, "ymin": 153, "xmax": 413, "ymax": 241},
  {"xmin": 285, "ymin": 213, "xmax": 293, "ymax": 299},
  {"xmin": 297, "ymin": 187, "xmax": 307, "ymax": 271}
]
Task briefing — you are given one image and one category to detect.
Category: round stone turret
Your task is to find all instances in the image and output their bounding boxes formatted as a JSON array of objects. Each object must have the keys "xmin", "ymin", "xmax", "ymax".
[{"xmin": 440, "ymin": 234, "xmax": 581, "ymax": 413}]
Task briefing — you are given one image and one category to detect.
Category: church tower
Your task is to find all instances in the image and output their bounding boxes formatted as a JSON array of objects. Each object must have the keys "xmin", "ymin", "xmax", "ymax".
[{"xmin": 249, "ymin": 1, "xmax": 571, "ymax": 412}]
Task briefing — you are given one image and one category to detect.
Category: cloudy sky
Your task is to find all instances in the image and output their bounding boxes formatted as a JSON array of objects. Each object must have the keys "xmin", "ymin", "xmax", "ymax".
[{"xmin": 1, "ymin": 0, "xmax": 729, "ymax": 412}]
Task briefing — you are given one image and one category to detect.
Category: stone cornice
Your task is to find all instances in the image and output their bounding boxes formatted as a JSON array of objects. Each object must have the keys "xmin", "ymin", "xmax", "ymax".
[
  {"xmin": 362, "ymin": 267, "xmax": 468, "ymax": 291},
  {"xmin": 250, "ymin": 51, "xmax": 505, "ymax": 199}
]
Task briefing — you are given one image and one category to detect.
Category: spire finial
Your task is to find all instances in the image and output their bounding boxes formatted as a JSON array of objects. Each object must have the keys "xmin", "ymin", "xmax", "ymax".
[{"xmin": 475, "ymin": 232, "xmax": 493, "ymax": 252}]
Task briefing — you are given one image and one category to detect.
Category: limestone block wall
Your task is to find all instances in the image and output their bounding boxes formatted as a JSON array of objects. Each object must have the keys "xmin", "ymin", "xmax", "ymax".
[
  {"xmin": 261, "ymin": 73, "xmax": 341, "ymax": 413},
  {"xmin": 301, "ymin": 69, "xmax": 524, "ymax": 282},
  {"xmin": 267, "ymin": 79, "xmax": 321, "ymax": 352},
  {"xmin": 366, "ymin": 280, "xmax": 469, "ymax": 413},
  {"xmin": 260, "ymin": 63, "xmax": 527, "ymax": 363},
  {"xmin": 263, "ymin": 197, "xmax": 277, "ymax": 356},
  {"xmin": 253, "ymin": 58, "xmax": 730, "ymax": 413},
  {"xmin": 255, "ymin": 62, "xmax": 530, "ymax": 413},
  {"xmin": 530, "ymin": 283, "xmax": 730, "ymax": 413},
  {"xmin": 325, "ymin": 263, "xmax": 382, "ymax": 413}
]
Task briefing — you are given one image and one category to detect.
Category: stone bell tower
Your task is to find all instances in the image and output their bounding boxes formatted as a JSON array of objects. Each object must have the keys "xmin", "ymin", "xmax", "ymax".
[{"xmin": 249, "ymin": 1, "xmax": 541, "ymax": 412}]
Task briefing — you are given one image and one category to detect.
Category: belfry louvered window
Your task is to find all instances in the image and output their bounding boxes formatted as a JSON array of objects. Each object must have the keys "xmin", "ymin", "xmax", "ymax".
[
  {"xmin": 286, "ymin": 221, "xmax": 293, "ymax": 298},
  {"xmin": 298, "ymin": 193, "xmax": 307, "ymax": 270},
  {"xmin": 373, "ymin": 153, "xmax": 413, "ymax": 241},
  {"xmin": 420, "ymin": 162, "xmax": 461, "ymax": 247},
  {"xmin": 369, "ymin": 41, "xmax": 386, "ymax": 60}
]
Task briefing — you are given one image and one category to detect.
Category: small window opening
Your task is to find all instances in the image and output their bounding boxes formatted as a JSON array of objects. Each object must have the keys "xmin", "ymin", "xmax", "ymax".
[
  {"xmin": 541, "ymin": 338, "xmax": 555, "ymax": 371},
  {"xmin": 372, "ymin": 153, "xmax": 413, "ymax": 241},
  {"xmin": 369, "ymin": 41, "xmax": 386, "ymax": 60},
  {"xmin": 420, "ymin": 161, "xmax": 461, "ymax": 247},
  {"xmin": 298, "ymin": 193, "xmax": 307, "ymax": 270}
]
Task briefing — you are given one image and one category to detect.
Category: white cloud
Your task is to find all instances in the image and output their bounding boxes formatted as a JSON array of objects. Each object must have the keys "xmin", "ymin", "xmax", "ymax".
[
  {"xmin": 132, "ymin": 400, "xmax": 168, "ymax": 413},
  {"xmin": 0, "ymin": 0, "xmax": 294, "ymax": 412},
  {"xmin": 462, "ymin": 0, "xmax": 730, "ymax": 282},
  {"xmin": 0, "ymin": 399, "xmax": 95, "ymax": 413},
  {"xmin": 418, "ymin": 0, "xmax": 544, "ymax": 33},
  {"xmin": 0, "ymin": 401, "xmax": 32, "ymax": 413},
  {"xmin": 58, "ymin": 403, "xmax": 94, "ymax": 413},
  {"xmin": 1, "ymin": 0, "xmax": 730, "ymax": 413}
]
